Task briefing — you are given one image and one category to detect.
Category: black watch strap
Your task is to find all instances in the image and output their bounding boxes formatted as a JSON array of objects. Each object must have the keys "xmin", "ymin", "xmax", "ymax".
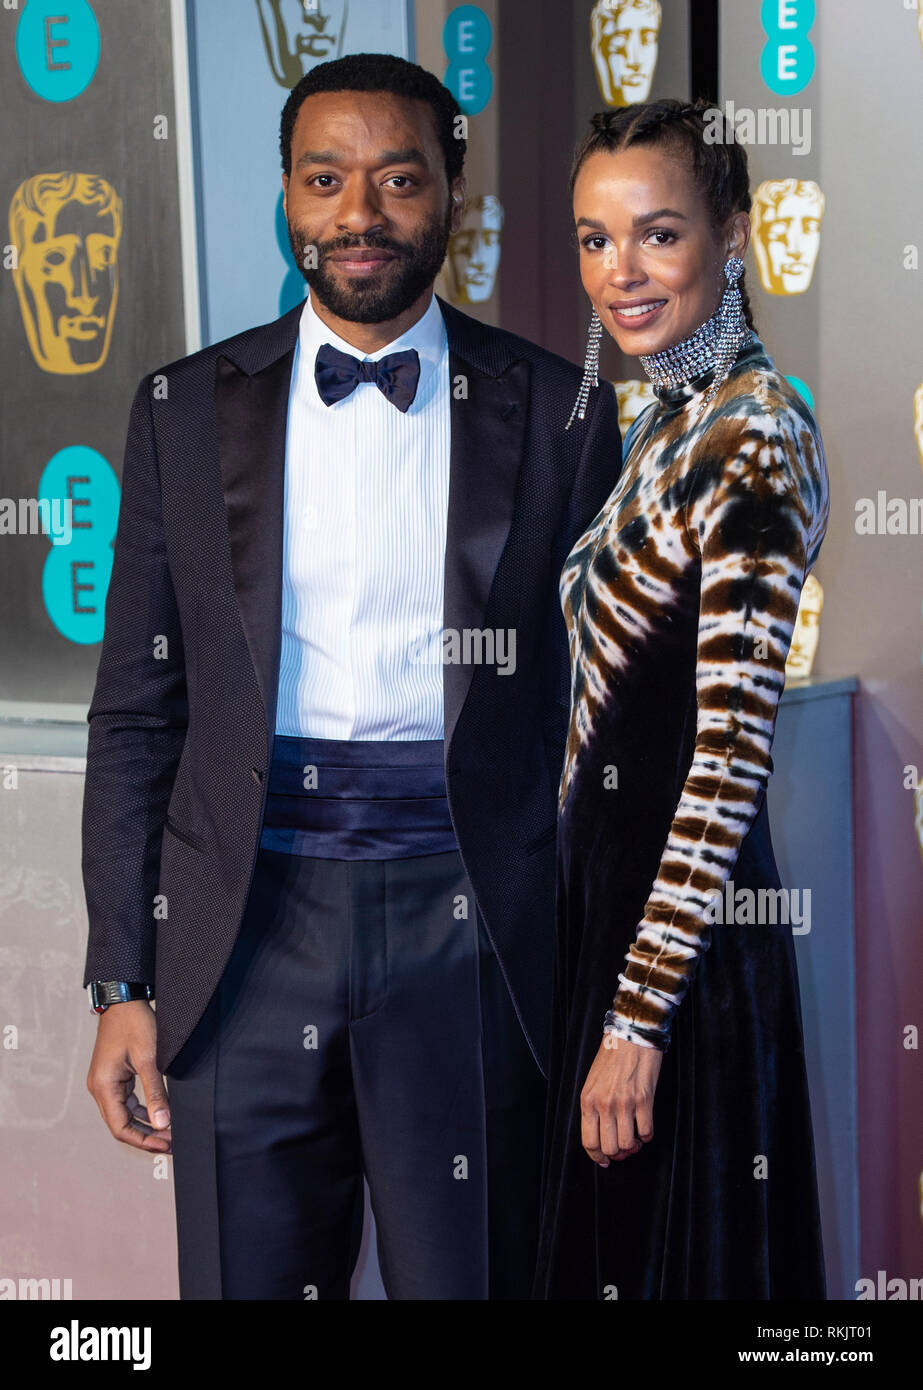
[{"xmin": 88, "ymin": 980, "xmax": 154, "ymax": 1014}]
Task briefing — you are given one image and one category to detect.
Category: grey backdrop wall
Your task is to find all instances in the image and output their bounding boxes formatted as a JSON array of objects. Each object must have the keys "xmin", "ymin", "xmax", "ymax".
[{"xmin": 721, "ymin": 0, "xmax": 923, "ymax": 1286}]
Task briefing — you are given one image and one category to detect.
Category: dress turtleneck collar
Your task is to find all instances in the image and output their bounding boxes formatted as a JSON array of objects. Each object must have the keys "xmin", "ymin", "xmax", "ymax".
[
  {"xmin": 638, "ymin": 304, "xmax": 757, "ymax": 412},
  {"xmin": 644, "ymin": 332, "xmax": 764, "ymax": 412}
]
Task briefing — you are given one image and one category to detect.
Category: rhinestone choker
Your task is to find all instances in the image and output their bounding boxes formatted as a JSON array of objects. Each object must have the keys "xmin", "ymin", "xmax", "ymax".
[{"xmin": 638, "ymin": 306, "xmax": 754, "ymax": 413}]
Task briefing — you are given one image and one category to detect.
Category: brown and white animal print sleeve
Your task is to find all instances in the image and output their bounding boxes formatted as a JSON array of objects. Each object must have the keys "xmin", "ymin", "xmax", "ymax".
[{"xmin": 607, "ymin": 397, "xmax": 829, "ymax": 1050}]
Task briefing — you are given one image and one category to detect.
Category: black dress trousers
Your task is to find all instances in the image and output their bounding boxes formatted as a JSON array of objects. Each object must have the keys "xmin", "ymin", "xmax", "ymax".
[{"xmin": 164, "ymin": 844, "xmax": 546, "ymax": 1299}]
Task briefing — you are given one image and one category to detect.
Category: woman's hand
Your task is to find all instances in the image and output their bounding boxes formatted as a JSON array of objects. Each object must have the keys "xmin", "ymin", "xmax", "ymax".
[{"xmin": 580, "ymin": 1034, "xmax": 663, "ymax": 1167}]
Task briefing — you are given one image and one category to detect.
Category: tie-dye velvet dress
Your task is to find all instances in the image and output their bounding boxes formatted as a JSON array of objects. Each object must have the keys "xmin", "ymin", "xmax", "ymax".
[{"xmin": 534, "ymin": 335, "xmax": 829, "ymax": 1300}]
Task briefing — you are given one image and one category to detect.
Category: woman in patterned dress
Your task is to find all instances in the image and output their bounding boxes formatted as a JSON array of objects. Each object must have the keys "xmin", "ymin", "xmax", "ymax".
[{"xmin": 534, "ymin": 100, "xmax": 829, "ymax": 1300}]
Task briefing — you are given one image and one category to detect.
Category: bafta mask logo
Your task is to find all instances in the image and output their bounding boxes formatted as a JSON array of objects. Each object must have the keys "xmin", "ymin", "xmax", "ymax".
[
  {"xmin": 256, "ymin": 0, "xmax": 349, "ymax": 88},
  {"xmin": 914, "ymin": 383, "xmax": 923, "ymax": 474},
  {"xmin": 9, "ymin": 172, "xmax": 121, "ymax": 375},
  {"xmin": 786, "ymin": 572, "xmax": 824, "ymax": 679},
  {"xmin": 444, "ymin": 195, "xmax": 504, "ymax": 305},
  {"xmin": 590, "ymin": 0, "xmax": 662, "ymax": 107},
  {"xmin": 752, "ymin": 178, "xmax": 825, "ymax": 296},
  {"xmin": 0, "ymin": 859, "xmax": 83, "ymax": 1130},
  {"xmin": 614, "ymin": 379, "xmax": 657, "ymax": 434}
]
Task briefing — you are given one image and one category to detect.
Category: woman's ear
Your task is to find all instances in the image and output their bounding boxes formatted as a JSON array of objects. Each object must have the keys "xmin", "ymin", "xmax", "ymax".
[{"xmin": 727, "ymin": 211, "xmax": 751, "ymax": 261}]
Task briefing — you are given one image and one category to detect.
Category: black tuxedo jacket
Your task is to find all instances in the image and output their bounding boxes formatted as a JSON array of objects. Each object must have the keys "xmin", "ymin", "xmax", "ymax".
[{"xmin": 81, "ymin": 294, "xmax": 622, "ymax": 1076}]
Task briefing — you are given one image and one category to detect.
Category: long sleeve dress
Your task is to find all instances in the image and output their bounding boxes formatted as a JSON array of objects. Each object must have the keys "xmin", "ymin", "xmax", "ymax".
[{"xmin": 534, "ymin": 334, "xmax": 829, "ymax": 1300}]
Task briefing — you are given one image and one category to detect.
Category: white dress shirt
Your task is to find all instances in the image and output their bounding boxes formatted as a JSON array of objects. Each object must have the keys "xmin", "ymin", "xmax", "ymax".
[{"xmin": 274, "ymin": 290, "xmax": 451, "ymax": 740}]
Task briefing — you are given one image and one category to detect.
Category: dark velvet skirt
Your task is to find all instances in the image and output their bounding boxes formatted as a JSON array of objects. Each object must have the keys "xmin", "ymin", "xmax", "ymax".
[{"xmin": 533, "ymin": 788, "xmax": 827, "ymax": 1301}]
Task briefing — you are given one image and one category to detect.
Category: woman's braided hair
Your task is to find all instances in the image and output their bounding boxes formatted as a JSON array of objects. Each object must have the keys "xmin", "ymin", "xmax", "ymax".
[{"xmin": 570, "ymin": 98, "xmax": 756, "ymax": 331}]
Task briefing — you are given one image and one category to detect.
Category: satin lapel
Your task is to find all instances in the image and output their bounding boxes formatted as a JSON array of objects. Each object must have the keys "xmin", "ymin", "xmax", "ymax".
[
  {"xmin": 215, "ymin": 349, "xmax": 294, "ymax": 738},
  {"xmin": 443, "ymin": 351, "xmax": 530, "ymax": 754}
]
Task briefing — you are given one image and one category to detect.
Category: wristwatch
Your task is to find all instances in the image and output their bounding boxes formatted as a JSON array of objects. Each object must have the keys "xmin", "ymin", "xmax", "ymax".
[{"xmin": 88, "ymin": 981, "xmax": 154, "ymax": 1014}]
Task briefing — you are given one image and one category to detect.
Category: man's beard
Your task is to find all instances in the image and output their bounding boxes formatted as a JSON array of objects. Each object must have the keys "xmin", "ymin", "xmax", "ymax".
[{"xmin": 287, "ymin": 205, "xmax": 453, "ymax": 324}]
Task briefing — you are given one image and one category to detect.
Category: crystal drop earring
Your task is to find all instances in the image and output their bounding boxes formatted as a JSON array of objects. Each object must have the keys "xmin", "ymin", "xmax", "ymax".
[
  {"xmin": 696, "ymin": 255, "xmax": 747, "ymax": 417},
  {"xmin": 564, "ymin": 307, "xmax": 603, "ymax": 431}
]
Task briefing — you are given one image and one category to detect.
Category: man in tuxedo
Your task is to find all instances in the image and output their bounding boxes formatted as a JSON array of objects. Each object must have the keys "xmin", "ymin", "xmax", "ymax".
[{"xmin": 83, "ymin": 53, "xmax": 620, "ymax": 1300}]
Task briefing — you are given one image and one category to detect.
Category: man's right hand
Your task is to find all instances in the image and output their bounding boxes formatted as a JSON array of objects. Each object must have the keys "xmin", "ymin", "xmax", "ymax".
[{"xmin": 86, "ymin": 1000, "xmax": 171, "ymax": 1154}]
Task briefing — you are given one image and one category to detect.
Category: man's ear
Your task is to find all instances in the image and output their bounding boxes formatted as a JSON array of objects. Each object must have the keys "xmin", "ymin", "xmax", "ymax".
[
  {"xmin": 281, "ymin": 172, "xmax": 289, "ymax": 222},
  {"xmin": 449, "ymin": 176, "xmax": 467, "ymax": 236}
]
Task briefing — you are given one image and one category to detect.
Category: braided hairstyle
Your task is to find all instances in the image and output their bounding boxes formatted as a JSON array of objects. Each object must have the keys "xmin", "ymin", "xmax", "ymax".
[{"xmin": 570, "ymin": 98, "xmax": 756, "ymax": 332}]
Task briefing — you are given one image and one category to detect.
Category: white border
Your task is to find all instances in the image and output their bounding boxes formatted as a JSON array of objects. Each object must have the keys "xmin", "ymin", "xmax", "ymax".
[{"xmin": 170, "ymin": 0, "xmax": 202, "ymax": 354}]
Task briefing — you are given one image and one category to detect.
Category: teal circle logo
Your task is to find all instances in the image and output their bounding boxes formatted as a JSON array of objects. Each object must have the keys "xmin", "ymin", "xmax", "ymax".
[
  {"xmin": 444, "ymin": 6, "xmax": 493, "ymax": 116},
  {"xmin": 38, "ymin": 445, "xmax": 120, "ymax": 644},
  {"xmin": 276, "ymin": 190, "xmax": 307, "ymax": 316},
  {"xmin": 786, "ymin": 375, "xmax": 815, "ymax": 410},
  {"xmin": 16, "ymin": 0, "xmax": 100, "ymax": 103},
  {"xmin": 760, "ymin": 0, "xmax": 815, "ymax": 96}
]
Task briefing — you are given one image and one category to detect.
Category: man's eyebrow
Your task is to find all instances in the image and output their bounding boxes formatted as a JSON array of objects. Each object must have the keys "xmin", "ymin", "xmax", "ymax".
[
  {"xmin": 376, "ymin": 147, "xmax": 428, "ymax": 165},
  {"xmin": 294, "ymin": 147, "xmax": 429, "ymax": 171},
  {"xmin": 295, "ymin": 150, "xmax": 342, "ymax": 169}
]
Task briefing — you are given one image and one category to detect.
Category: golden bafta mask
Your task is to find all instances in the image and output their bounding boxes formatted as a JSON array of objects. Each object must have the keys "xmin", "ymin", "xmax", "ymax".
[
  {"xmin": 914, "ymin": 383, "xmax": 923, "ymax": 474},
  {"xmin": 9, "ymin": 172, "xmax": 121, "ymax": 376},
  {"xmin": 614, "ymin": 379, "xmax": 657, "ymax": 434},
  {"xmin": 0, "ymin": 856, "xmax": 84, "ymax": 1130},
  {"xmin": 752, "ymin": 179, "xmax": 825, "ymax": 296},
  {"xmin": 256, "ymin": 0, "xmax": 349, "ymax": 88},
  {"xmin": 444, "ymin": 195, "xmax": 504, "ymax": 305},
  {"xmin": 590, "ymin": 0, "xmax": 662, "ymax": 107},
  {"xmin": 915, "ymin": 781, "xmax": 923, "ymax": 868},
  {"xmin": 786, "ymin": 573, "xmax": 824, "ymax": 679}
]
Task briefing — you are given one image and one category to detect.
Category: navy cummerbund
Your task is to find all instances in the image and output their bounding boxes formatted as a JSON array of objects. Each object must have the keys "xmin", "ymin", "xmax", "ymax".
[{"xmin": 258, "ymin": 735, "xmax": 459, "ymax": 860}]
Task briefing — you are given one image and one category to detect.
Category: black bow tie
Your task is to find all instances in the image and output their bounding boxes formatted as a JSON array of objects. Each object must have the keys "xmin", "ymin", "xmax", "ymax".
[{"xmin": 314, "ymin": 343, "xmax": 420, "ymax": 413}]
